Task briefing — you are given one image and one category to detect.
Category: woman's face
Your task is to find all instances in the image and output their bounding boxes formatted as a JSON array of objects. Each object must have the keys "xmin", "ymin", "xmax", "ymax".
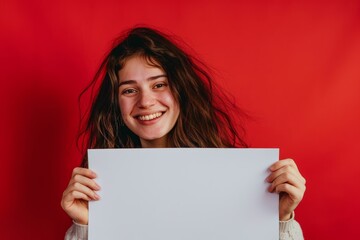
[{"xmin": 118, "ymin": 56, "xmax": 180, "ymax": 148}]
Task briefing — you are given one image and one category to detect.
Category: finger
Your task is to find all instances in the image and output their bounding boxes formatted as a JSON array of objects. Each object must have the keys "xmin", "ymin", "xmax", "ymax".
[
  {"xmin": 267, "ymin": 164, "xmax": 306, "ymax": 184},
  {"xmin": 69, "ymin": 174, "xmax": 101, "ymax": 191},
  {"xmin": 61, "ymin": 190, "xmax": 91, "ymax": 212},
  {"xmin": 275, "ymin": 183, "xmax": 304, "ymax": 203},
  {"xmin": 71, "ymin": 167, "xmax": 97, "ymax": 179},
  {"xmin": 62, "ymin": 190, "xmax": 92, "ymax": 207},
  {"xmin": 63, "ymin": 182, "xmax": 100, "ymax": 201},
  {"xmin": 268, "ymin": 171, "xmax": 305, "ymax": 193},
  {"xmin": 269, "ymin": 159, "xmax": 306, "ymax": 184},
  {"xmin": 269, "ymin": 159, "xmax": 298, "ymax": 172},
  {"xmin": 267, "ymin": 164, "xmax": 296, "ymax": 183}
]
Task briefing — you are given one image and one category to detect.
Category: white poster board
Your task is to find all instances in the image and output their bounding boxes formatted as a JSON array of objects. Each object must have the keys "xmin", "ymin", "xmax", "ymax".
[{"xmin": 88, "ymin": 148, "xmax": 279, "ymax": 240}]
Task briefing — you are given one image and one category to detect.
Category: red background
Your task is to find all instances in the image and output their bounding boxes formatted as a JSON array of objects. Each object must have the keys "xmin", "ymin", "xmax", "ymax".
[{"xmin": 1, "ymin": 0, "xmax": 359, "ymax": 239}]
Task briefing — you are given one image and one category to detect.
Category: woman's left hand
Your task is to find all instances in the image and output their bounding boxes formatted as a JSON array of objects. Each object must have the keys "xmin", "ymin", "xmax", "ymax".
[{"xmin": 267, "ymin": 158, "xmax": 306, "ymax": 221}]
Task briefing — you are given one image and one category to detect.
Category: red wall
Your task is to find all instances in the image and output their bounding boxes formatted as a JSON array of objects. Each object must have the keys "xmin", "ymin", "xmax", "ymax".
[{"xmin": 1, "ymin": 1, "xmax": 359, "ymax": 239}]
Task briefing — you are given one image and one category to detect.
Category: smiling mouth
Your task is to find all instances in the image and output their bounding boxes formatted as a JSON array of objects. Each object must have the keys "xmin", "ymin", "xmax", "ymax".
[{"xmin": 137, "ymin": 112, "xmax": 163, "ymax": 121}]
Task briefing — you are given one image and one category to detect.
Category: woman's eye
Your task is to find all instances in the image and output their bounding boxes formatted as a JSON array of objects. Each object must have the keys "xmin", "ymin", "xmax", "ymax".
[
  {"xmin": 154, "ymin": 83, "xmax": 167, "ymax": 89},
  {"xmin": 122, "ymin": 88, "xmax": 137, "ymax": 95}
]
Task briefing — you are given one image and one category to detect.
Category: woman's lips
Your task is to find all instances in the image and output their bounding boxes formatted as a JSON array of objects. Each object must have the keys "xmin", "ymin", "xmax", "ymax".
[{"xmin": 136, "ymin": 112, "xmax": 163, "ymax": 121}]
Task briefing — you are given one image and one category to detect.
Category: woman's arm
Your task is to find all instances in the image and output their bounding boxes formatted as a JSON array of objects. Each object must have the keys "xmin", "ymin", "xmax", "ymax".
[
  {"xmin": 64, "ymin": 222, "xmax": 88, "ymax": 240},
  {"xmin": 64, "ymin": 219, "xmax": 304, "ymax": 240},
  {"xmin": 279, "ymin": 212, "xmax": 304, "ymax": 240},
  {"xmin": 64, "ymin": 159, "xmax": 306, "ymax": 240}
]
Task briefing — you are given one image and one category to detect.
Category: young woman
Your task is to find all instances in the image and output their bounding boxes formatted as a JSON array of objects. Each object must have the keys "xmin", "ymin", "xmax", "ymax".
[{"xmin": 61, "ymin": 27, "xmax": 306, "ymax": 240}]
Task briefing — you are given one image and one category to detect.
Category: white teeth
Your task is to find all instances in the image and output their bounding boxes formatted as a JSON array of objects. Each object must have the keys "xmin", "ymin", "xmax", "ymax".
[{"xmin": 138, "ymin": 112, "xmax": 162, "ymax": 121}]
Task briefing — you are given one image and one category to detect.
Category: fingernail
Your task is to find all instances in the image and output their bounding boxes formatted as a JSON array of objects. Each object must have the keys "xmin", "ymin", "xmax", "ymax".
[
  {"xmin": 94, "ymin": 193, "xmax": 101, "ymax": 200},
  {"xmin": 95, "ymin": 183, "xmax": 101, "ymax": 190}
]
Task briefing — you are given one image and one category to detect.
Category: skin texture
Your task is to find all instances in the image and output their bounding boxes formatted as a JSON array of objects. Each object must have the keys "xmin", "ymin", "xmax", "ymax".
[{"xmin": 118, "ymin": 56, "xmax": 180, "ymax": 148}]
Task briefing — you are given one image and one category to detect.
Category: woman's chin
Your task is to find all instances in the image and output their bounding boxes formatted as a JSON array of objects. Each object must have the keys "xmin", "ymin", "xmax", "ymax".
[{"xmin": 139, "ymin": 135, "xmax": 168, "ymax": 148}]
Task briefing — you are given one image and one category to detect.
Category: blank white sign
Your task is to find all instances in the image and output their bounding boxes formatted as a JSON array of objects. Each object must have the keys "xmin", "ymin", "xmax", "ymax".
[{"xmin": 88, "ymin": 148, "xmax": 279, "ymax": 240}]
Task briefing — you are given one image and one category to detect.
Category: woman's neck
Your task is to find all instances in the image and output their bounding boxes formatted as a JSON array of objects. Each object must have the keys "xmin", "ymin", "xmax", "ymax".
[{"xmin": 140, "ymin": 136, "xmax": 168, "ymax": 148}]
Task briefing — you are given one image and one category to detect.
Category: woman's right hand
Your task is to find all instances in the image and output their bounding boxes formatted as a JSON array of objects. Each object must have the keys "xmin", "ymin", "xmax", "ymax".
[{"xmin": 61, "ymin": 167, "xmax": 101, "ymax": 225}]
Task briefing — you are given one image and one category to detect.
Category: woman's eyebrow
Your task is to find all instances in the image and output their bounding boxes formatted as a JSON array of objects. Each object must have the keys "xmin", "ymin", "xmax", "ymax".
[
  {"xmin": 147, "ymin": 74, "xmax": 167, "ymax": 81},
  {"xmin": 118, "ymin": 80, "xmax": 136, "ymax": 87},
  {"xmin": 119, "ymin": 74, "xmax": 167, "ymax": 87}
]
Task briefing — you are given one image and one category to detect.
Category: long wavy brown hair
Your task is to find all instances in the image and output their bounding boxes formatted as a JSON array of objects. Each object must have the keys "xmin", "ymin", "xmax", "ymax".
[{"xmin": 79, "ymin": 27, "xmax": 248, "ymax": 167}]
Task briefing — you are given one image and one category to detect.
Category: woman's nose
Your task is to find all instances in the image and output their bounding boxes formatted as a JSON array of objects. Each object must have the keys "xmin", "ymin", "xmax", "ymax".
[{"xmin": 137, "ymin": 90, "xmax": 156, "ymax": 108}]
